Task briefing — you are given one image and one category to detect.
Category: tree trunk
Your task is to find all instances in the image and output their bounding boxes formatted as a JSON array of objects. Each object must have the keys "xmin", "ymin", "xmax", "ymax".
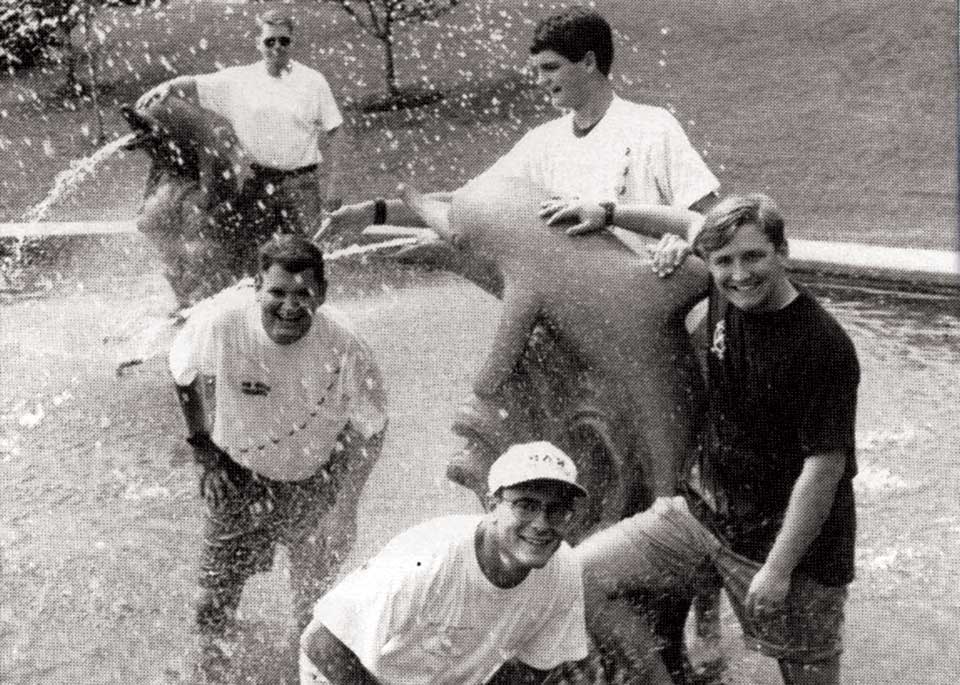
[{"xmin": 380, "ymin": 27, "xmax": 399, "ymax": 97}]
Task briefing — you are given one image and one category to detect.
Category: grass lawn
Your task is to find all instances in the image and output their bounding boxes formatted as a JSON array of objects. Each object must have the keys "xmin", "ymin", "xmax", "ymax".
[{"xmin": 0, "ymin": 0, "xmax": 956, "ymax": 249}]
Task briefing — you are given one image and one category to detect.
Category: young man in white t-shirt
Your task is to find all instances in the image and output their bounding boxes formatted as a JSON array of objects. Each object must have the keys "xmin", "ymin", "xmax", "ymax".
[
  {"xmin": 300, "ymin": 442, "xmax": 664, "ymax": 685},
  {"xmin": 169, "ymin": 234, "xmax": 387, "ymax": 680},
  {"xmin": 136, "ymin": 8, "xmax": 345, "ymax": 234},
  {"xmin": 327, "ymin": 6, "xmax": 718, "ymax": 260}
]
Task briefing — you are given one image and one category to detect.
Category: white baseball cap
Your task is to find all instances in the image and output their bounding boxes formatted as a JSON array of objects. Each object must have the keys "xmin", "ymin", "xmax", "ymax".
[{"xmin": 487, "ymin": 441, "xmax": 587, "ymax": 497}]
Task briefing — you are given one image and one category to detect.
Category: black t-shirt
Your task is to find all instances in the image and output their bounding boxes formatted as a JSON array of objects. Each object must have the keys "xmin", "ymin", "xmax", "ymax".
[{"xmin": 685, "ymin": 285, "xmax": 859, "ymax": 586}]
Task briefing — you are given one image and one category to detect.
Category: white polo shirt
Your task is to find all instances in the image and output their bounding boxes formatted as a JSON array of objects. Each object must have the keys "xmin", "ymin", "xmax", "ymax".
[
  {"xmin": 196, "ymin": 60, "xmax": 343, "ymax": 170},
  {"xmin": 169, "ymin": 294, "xmax": 386, "ymax": 482},
  {"xmin": 305, "ymin": 515, "xmax": 589, "ymax": 684}
]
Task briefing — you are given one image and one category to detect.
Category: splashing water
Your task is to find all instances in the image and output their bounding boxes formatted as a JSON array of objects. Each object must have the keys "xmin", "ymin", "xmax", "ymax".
[
  {"xmin": 1, "ymin": 133, "xmax": 136, "ymax": 293},
  {"xmin": 20, "ymin": 133, "xmax": 136, "ymax": 226}
]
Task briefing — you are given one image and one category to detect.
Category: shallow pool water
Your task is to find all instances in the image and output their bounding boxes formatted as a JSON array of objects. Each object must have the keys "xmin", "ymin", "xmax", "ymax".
[{"xmin": 2, "ymin": 255, "xmax": 958, "ymax": 683}]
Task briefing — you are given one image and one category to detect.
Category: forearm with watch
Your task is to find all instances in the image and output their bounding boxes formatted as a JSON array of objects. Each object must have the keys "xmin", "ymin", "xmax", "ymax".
[
  {"xmin": 367, "ymin": 197, "xmax": 425, "ymax": 227},
  {"xmin": 367, "ymin": 191, "xmax": 455, "ymax": 228},
  {"xmin": 598, "ymin": 201, "xmax": 700, "ymax": 239}
]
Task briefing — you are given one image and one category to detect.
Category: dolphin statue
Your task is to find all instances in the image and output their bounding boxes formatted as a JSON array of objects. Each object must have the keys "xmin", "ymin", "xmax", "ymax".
[
  {"xmin": 120, "ymin": 98, "xmax": 267, "ymax": 308},
  {"xmin": 397, "ymin": 173, "xmax": 709, "ymax": 534}
]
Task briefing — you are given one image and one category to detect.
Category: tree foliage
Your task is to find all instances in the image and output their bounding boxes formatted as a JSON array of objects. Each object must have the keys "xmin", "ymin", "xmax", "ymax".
[
  {"xmin": 0, "ymin": 0, "xmax": 102, "ymax": 73},
  {"xmin": 319, "ymin": 0, "xmax": 461, "ymax": 97}
]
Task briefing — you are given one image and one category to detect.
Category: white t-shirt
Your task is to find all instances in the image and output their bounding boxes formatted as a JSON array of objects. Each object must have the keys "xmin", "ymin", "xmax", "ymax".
[
  {"xmin": 306, "ymin": 514, "xmax": 589, "ymax": 684},
  {"xmin": 481, "ymin": 95, "xmax": 718, "ymax": 209},
  {"xmin": 196, "ymin": 60, "xmax": 343, "ymax": 170},
  {"xmin": 169, "ymin": 295, "xmax": 387, "ymax": 481}
]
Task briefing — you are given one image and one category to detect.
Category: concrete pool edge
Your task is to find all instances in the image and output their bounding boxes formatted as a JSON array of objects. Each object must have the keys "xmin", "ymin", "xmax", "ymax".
[{"xmin": 2, "ymin": 220, "xmax": 958, "ymax": 294}]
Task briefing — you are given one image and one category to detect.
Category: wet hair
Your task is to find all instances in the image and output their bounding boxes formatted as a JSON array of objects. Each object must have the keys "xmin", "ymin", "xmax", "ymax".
[
  {"xmin": 529, "ymin": 7, "xmax": 614, "ymax": 76},
  {"xmin": 256, "ymin": 8, "xmax": 295, "ymax": 33},
  {"xmin": 693, "ymin": 194, "xmax": 788, "ymax": 257},
  {"xmin": 257, "ymin": 234, "xmax": 326, "ymax": 292}
]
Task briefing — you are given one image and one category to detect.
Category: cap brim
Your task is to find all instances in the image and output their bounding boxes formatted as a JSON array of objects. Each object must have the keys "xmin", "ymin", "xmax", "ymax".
[{"xmin": 498, "ymin": 477, "xmax": 588, "ymax": 499}]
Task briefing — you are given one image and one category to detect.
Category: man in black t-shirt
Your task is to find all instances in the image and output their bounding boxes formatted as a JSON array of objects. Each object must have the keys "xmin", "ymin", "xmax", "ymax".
[{"xmin": 577, "ymin": 194, "xmax": 859, "ymax": 684}]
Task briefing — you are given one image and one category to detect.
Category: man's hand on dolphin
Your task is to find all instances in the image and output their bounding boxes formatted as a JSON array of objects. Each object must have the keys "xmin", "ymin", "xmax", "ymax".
[
  {"xmin": 648, "ymin": 234, "xmax": 693, "ymax": 278},
  {"xmin": 538, "ymin": 197, "xmax": 607, "ymax": 236}
]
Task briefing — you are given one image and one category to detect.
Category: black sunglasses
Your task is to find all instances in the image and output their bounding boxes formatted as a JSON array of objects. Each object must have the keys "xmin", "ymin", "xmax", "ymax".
[{"xmin": 263, "ymin": 36, "xmax": 291, "ymax": 48}]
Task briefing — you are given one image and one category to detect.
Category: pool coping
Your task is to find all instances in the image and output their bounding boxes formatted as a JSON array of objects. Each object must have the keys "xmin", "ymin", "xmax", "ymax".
[{"xmin": 2, "ymin": 220, "xmax": 958, "ymax": 294}]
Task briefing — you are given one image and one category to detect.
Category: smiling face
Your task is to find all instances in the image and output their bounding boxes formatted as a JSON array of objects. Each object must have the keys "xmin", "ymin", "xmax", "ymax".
[
  {"xmin": 256, "ymin": 264, "xmax": 324, "ymax": 344},
  {"xmin": 705, "ymin": 222, "xmax": 796, "ymax": 313},
  {"xmin": 483, "ymin": 481, "xmax": 578, "ymax": 581},
  {"xmin": 256, "ymin": 22, "xmax": 293, "ymax": 75},
  {"xmin": 528, "ymin": 49, "xmax": 593, "ymax": 111}
]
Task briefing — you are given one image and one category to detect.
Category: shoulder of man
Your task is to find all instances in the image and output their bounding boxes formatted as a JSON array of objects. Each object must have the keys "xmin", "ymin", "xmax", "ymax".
[
  {"xmin": 612, "ymin": 96, "xmax": 687, "ymax": 133},
  {"xmin": 383, "ymin": 514, "xmax": 480, "ymax": 552},
  {"xmin": 314, "ymin": 305, "xmax": 377, "ymax": 355},
  {"xmin": 203, "ymin": 62, "xmax": 254, "ymax": 82},
  {"xmin": 795, "ymin": 289, "xmax": 860, "ymax": 365},
  {"xmin": 290, "ymin": 60, "xmax": 328, "ymax": 81},
  {"xmin": 523, "ymin": 111, "xmax": 575, "ymax": 141},
  {"xmin": 369, "ymin": 515, "xmax": 481, "ymax": 575},
  {"xmin": 175, "ymin": 293, "xmax": 246, "ymax": 343}
]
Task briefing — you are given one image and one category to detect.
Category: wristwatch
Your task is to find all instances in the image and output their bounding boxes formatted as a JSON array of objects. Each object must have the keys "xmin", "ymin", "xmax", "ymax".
[
  {"xmin": 372, "ymin": 197, "xmax": 387, "ymax": 225},
  {"xmin": 599, "ymin": 201, "xmax": 616, "ymax": 227}
]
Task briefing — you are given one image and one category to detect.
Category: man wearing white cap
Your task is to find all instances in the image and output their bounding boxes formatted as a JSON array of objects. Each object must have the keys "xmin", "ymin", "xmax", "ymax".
[{"xmin": 299, "ymin": 441, "xmax": 592, "ymax": 684}]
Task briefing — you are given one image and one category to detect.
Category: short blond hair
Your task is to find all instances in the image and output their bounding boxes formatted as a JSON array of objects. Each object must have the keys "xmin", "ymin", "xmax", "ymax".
[{"xmin": 256, "ymin": 8, "xmax": 295, "ymax": 33}]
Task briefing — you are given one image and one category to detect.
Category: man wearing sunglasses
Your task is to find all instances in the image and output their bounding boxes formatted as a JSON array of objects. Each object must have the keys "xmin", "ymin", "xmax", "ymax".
[
  {"xmin": 299, "ymin": 441, "xmax": 638, "ymax": 684},
  {"xmin": 135, "ymin": 8, "xmax": 345, "ymax": 237}
]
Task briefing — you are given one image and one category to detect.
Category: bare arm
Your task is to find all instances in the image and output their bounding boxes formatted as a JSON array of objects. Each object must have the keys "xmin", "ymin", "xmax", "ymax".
[
  {"xmin": 745, "ymin": 452, "xmax": 847, "ymax": 616},
  {"xmin": 301, "ymin": 624, "xmax": 379, "ymax": 685},
  {"xmin": 538, "ymin": 199, "xmax": 701, "ymax": 240},
  {"xmin": 608, "ymin": 202, "xmax": 703, "ymax": 240},
  {"xmin": 136, "ymin": 75, "xmax": 198, "ymax": 109},
  {"xmin": 320, "ymin": 192, "xmax": 456, "ymax": 243},
  {"xmin": 174, "ymin": 378, "xmax": 207, "ymax": 438}
]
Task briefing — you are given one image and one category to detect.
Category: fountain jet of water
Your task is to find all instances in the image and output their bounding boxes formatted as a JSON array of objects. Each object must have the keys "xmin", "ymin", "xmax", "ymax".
[
  {"xmin": 1, "ymin": 133, "xmax": 137, "ymax": 294},
  {"xmin": 20, "ymin": 133, "xmax": 137, "ymax": 226}
]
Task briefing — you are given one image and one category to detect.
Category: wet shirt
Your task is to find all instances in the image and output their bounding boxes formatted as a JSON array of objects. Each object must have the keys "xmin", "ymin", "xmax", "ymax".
[
  {"xmin": 169, "ymin": 295, "xmax": 386, "ymax": 482},
  {"xmin": 686, "ymin": 286, "xmax": 859, "ymax": 585},
  {"xmin": 309, "ymin": 515, "xmax": 588, "ymax": 684}
]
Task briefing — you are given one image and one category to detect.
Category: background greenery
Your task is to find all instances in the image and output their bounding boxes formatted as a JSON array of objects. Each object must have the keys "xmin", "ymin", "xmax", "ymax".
[{"xmin": 0, "ymin": 0, "xmax": 955, "ymax": 249}]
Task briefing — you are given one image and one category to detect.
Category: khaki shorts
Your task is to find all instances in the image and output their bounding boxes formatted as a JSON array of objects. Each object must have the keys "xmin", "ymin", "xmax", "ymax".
[{"xmin": 577, "ymin": 496, "xmax": 847, "ymax": 662}]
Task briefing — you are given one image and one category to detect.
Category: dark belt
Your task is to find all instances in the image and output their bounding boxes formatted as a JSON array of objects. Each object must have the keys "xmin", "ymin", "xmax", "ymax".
[{"xmin": 250, "ymin": 162, "xmax": 318, "ymax": 179}]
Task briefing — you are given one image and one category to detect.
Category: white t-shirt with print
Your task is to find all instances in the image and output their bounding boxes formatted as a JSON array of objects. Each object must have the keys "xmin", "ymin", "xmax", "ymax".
[
  {"xmin": 304, "ymin": 514, "xmax": 589, "ymax": 684},
  {"xmin": 482, "ymin": 95, "xmax": 718, "ymax": 209},
  {"xmin": 168, "ymin": 295, "xmax": 386, "ymax": 482},
  {"xmin": 196, "ymin": 60, "xmax": 343, "ymax": 170}
]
